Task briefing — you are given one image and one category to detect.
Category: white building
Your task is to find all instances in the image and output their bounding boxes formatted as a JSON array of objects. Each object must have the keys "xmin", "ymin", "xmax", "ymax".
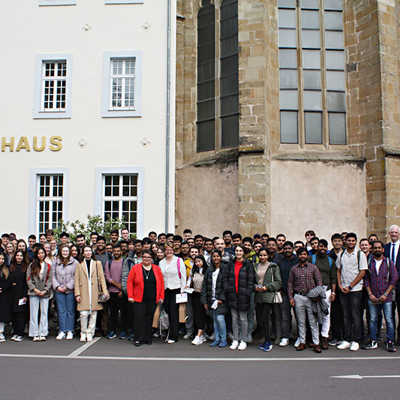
[{"xmin": 0, "ymin": 0, "xmax": 176, "ymax": 238}]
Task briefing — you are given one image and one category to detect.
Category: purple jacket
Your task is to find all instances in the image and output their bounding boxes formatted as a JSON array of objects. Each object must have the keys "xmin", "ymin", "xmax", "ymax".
[
  {"xmin": 364, "ymin": 257, "xmax": 398, "ymax": 302},
  {"xmin": 104, "ymin": 259, "xmax": 123, "ymax": 293},
  {"xmin": 52, "ymin": 258, "xmax": 78, "ymax": 294}
]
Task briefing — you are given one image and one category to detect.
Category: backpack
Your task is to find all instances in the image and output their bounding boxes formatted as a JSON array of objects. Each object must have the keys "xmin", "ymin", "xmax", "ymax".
[
  {"xmin": 311, "ymin": 254, "xmax": 333, "ymax": 269},
  {"xmin": 339, "ymin": 249, "xmax": 361, "ymax": 271}
]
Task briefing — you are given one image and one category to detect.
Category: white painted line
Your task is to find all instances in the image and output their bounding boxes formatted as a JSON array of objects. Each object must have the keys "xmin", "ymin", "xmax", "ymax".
[
  {"xmin": 331, "ymin": 375, "xmax": 400, "ymax": 380},
  {"xmin": 67, "ymin": 337, "xmax": 101, "ymax": 358},
  {"xmin": 0, "ymin": 353, "xmax": 398, "ymax": 362}
]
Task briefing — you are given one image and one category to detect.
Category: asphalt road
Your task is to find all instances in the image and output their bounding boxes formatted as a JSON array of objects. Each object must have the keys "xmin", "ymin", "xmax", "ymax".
[{"xmin": 0, "ymin": 338, "xmax": 399, "ymax": 400}]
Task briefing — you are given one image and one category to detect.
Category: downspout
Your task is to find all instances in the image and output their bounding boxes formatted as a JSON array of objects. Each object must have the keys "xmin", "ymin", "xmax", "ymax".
[{"xmin": 165, "ymin": 0, "xmax": 172, "ymax": 233}]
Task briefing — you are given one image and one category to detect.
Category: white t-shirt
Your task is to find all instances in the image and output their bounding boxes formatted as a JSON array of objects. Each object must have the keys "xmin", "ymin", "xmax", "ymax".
[
  {"xmin": 375, "ymin": 259, "xmax": 383, "ymax": 275},
  {"xmin": 159, "ymin": 256, "xmax": 186, "ymax": 290},
  {"xmin": 336, "ymin": 249, "xmax": 368, "ymax": 292},
  {"xmin": 212, "ymin": 269, "xmax": 220, "ymax": 300}
]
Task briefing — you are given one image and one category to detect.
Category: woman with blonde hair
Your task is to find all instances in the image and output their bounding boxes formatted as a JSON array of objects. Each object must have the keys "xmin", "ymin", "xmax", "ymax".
[{"xmin": 74, "ymin": 246, "xmax": 109, "ymax": 342}]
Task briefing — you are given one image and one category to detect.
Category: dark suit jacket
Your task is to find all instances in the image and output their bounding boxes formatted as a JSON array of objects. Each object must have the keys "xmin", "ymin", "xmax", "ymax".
[{"xmin": 384, "ymin": 242, "xmax": 400, "ymax": 289}]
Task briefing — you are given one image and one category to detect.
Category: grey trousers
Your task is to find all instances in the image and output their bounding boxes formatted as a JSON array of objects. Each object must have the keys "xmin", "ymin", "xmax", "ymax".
[
  {"xmin": 281, "ymin": 292, "xmax": 293, "ymax": 339},
  {"xmin": 80, "ymin": 311, "xmax": 98, "ymax": 336},
  {"xmin": 231, "ymin": 308, "xmax": 248, "ymax": 342},
  {"xmin": 294, "ymin": 294, "xmax": 319, "ymax": 345}
]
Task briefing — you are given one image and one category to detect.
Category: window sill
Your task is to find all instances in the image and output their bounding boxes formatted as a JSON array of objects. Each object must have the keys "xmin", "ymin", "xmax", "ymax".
[
  {"xmin": 101, "ymin": 110, "xmax": 142, "ymax": 118},
  {"xmin": 33, "ymin": 111, "xmax": 71, "ymax": 119},
  {"xmin": 39, "ymin": 0, "xmax": 77, "ymax": 6},
  {"xmin": 105, "ymin": 0, "xmax": 144, "ymax": 4}
]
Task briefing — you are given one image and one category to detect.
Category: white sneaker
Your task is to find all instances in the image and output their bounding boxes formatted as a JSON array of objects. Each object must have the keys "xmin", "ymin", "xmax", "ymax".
[
  {"xmin": 86, "ymin": 334, "xmax": 93, "ymax": 342},
  {"xmin": 167, "ymin": 339, "xmax": 176, "ymax": 344},
  {"xmin": 39, "ymin": 336, "xmax": 46, "ymax": 341},
  {"xmin": 192, "ymin": 336, "xmax": 200, "ymax": 345},
  {"xmin": 14, "ymin": 336, "xmax": 23, "ymax": 342},
  {"xmin": 80, "ymin": 333, "xmax": 87, "ymax": 342},
  {"xmin": 183, "ymin": 333, "xmax": 191, "ymax": 340},
  {"xmin": 11, "ymin": 334, "xmax": 18, "ymax": 341},
  {"xmin": 279, "ymin": 338, "xmax": 289, "ymax": 347},
  {"xmin": 294, "ymin": 337, "xmax": 301, "ymax": 348},
  {"xmin": 66, "ymin": 331, "xmax": 74, "ymax": 340},
  {"xmin": 337, "ymin": 340, "xmax": 351, "ymax": 350},
  {"xmin": 350, "ymin": 341, "xmax": 359, "ymax": 351},
  {"xmin": 0, "ymin": 334, "xmax": 5, "ymax": 342},
  {"xmin": 230, "ymin": 340, "xmax": 239, "ymax": 350},
  {"xmin": 56, "ymin": 332, "xmax": 66, "ymax": 340},
  {"xmin": 33, "ymin": 336, "xmax": 40, "ymax": 342},
  {"xmin": 198, "ymin": 335, "xmax": 206, "ymax": 344},
  {"xmin": 238, "ymin": 341, "xmax": 247, "ymax": 351}
]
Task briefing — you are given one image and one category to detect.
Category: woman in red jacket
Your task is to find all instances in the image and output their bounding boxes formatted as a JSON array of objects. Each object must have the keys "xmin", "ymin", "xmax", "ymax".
[{"xmin": 127, "ymin": 250, "xmax": 165, "ymax": 346}]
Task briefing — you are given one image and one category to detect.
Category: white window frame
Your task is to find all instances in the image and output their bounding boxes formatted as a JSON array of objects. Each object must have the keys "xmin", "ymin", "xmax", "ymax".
[
  {"xmin": 102, "ymin": 51, "xmax": 143, "ymax": 118},
  {"xmin": 33, "ymin": 54, "xmax": 72, "ymax": 119},
  {"xmin": 94, "ymin": 167, "xmax": 144, "ymax": 238},
  {"xmin": 105, "ymin": 0, "xmax": 144, "ymax": 4},
  {"xmin": 38, "ymin": 0, "xmax": 76, "ymax": 6},
  {"xmin": 29, "ymin": 169, "xmax": 69, "ymax": 236}
]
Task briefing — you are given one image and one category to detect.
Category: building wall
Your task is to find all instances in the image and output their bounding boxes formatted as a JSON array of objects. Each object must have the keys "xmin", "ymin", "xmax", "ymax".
[
  {"xmin": 270, "ymin": 160, "xmax": 367, "ymax": 241},
  {"xmin": 0, "ymin": 0, "xmax": 175, "ymax": 238}
]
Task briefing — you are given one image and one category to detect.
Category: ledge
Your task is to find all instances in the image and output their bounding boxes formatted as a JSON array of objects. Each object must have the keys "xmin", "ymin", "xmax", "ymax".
[
  {"xmin": 272, "ymin": 151, "xmax": 366, "ymax": 164},
  {"xmin": 383, "ymin": 146, "xmax": 400, "ymax": 157}
]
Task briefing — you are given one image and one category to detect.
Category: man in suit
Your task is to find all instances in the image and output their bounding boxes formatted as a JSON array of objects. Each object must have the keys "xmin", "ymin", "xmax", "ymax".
[{"xmin": 384, "ymin": 224, "xmax": 400, "ymax": 344}]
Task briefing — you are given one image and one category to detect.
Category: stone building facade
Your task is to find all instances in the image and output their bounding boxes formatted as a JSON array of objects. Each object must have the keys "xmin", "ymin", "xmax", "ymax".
[{"xmin": 175, "ymin": 0, "xmax": 400, "ymax": 241}]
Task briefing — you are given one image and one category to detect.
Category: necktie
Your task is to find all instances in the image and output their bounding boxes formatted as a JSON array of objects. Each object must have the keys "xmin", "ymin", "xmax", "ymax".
[{"xmin": 391, "ymin": 243, "xmax": 396, "ymax": 263}]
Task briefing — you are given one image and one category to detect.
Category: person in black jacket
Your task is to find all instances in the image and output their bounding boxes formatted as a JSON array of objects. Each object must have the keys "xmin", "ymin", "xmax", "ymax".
[
  {"xmin": 224, "ymin": 245, "xmax": 255, "ymax": 351},
  {"xmin": 9, "ymin": 251, "xmax": 28, "ymax": 342},
  {"xmin": 201, "ymin": 250, "xmax": 227, "ymax": 348},
  {"xmin": 0, "ymin": 253, "xmax": 13, "ymax": 342}
]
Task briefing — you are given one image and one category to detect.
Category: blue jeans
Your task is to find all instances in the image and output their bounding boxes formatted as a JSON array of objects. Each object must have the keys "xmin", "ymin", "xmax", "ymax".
[
  {"xmin": 55, "ymin": 292, "xmax": 76, "ymax": 333},
  {"xmin": 368, "ymin": 300, "xmax": 394, "ymax": 342},
  {"xmin": 212, "ymin": 311, "xmax": 226, "ymax": 343}
]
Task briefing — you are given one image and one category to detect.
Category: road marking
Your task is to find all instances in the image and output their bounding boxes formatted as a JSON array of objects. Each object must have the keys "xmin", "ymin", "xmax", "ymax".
[
  {"xmin": 67, "ymin": 337, "xmax": 101, "ymax": 358},
  {"xmin": 0, "ymin": 353, "xmax": 398, "ymax": 362},
  {"xmin": 331, "ymin": 375, "xmax": 400, "ymax": 380}
]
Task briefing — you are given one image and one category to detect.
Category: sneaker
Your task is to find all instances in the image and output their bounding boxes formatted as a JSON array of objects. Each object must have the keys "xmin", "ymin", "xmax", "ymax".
[
  {"xmin": 230, "ymin": 340, "xmax": 239, "ymax": 350},
  {"xmin": 279, "ymin": 338, "xmax": 289, "ymax": 347},
  {"xmin": 218, "ymin": 341, "xmax": 227, "ymax": 348},
  {"xmin": 80, "ymin": 333, "xmax": 87, "ymax": 342},
  {"xmin": 238, "ymin": 341, "xmax": 247, "ymax": 351},
  {"xmin": 198, "ymin": 335, "xmax": 206, "ymax": 345},
  {"xmin": 39, "ymin": 336, "xmax": 46, "ymax": 341},
  {"xmin": 337, "ymin": 340, "xmax": 351, "ymax": 350},
  {"xmin": 192, "ymin": 336, "xmax": 200, "ymax": 345},
  {"xmin": 183, "ymin": 333, "xmax": 192, "ymax": 340},
  {"xmin": 86, "ymin": 334, "xmax": 93, "ymax": 342},
  {"xmin": 10, "ymin": 334, "xmax": 18, "ymax": 341},
  {"xmin": 259, "ymin": 342, "xmax": 273, "ymax": 352},
  {"xmin": 127, "ymin": 333, "xmax": 135, "ymax": 341},
  {"xmin": 14, "ymin": 336, "xmax": 23, "ymax": 342},
  {"xmin": 329, "ymin": 339, "xmax": 338, "ymax": 346},
  {"xmin": 363, "ymin": 340, "xmax": 378, "ymax": 350},
  {"xmin": 66, "ymin": 331, "xmax": 74, "ymax": 340},
  {"xmin": 294, "ymin": 337, "xmax": 301, "ymax": 348},
  {"xmin": 350, "ymin": 341, "xmax": 359, "ymax": 351},
  {"xmin": 387, "ymin": 341, "xmax": 397, "ymax": 352},
  {"xmin": 209, "ymin": 340, "xmax": 220, "ymax": 347},
  {"xmin": 119, "ymin": 331, "xmax": 127, "ymax": 340},
  {"xmin": 167, "ymin": 339, "xmax": 176, "ymax": 344},
  {"xmin": 0, "ymin": 334, "xmax": 5, "ymax": 343},
  {"xmin": 56, "ymin": 332, "xmax": 66, "ymax": 340},
  {"xmin": 33, "ymin": 336, "xmax": 40, "ymax": 342},
  {"xmin": 152, "ymin": 332, "xmax": 160, "ymax": 338},
  {"xmin": 106, "ymin": 331, "xmax": 117, "ymax": 340}
]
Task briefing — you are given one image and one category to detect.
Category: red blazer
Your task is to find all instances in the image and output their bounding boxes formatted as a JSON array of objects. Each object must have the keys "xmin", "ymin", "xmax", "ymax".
[{"xmin": 127, "ymin": 263, "xmax": 165, "ymax": 303}]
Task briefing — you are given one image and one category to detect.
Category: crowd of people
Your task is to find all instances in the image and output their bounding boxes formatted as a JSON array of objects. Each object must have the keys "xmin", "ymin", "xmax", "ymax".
[{"xmin": 0, "ymin": 225, "xmax": 399, "ymax": 354}]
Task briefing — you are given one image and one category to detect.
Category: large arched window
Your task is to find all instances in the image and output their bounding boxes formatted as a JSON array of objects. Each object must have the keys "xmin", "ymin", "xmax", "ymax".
[
  {"xmin": 197, "ymin": 0, "xmax": 216, "ymax": 152},
  {"xmin": 220, "ymin": 0, "xmax": 239, "ymax": 148}
]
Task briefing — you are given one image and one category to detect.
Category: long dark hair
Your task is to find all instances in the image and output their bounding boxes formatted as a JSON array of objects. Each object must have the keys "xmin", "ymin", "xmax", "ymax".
[
  {"xmin": 9, "ymin": 250, "xmax": 28, "ymax": 273},
  {"xmin": 192, "ymin": 255, "xmax": 208, "ymax": 275},
  {"xmin": 30, "ymin": 245, "xmax": 46, "ymax": 277},
  {"xmin": 210, "ymin": 249, "xmax": 222, "ymax": 268},
  {"xmin": 0, "ymin": 253, "xmax": 9, "ymax": 280}
]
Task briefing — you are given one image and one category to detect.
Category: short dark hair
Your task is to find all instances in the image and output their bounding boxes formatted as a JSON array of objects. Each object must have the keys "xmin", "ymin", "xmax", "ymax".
[
  {"xmin": 305, "ymin": 230, "xmax": 315, "ymax": 236},
  {"xmin": 1, "ymin": 233, "xmax": 9, "ymax": 239},
  {"xmin": 166, "ymin": 233, "xmax": 174, "ymax": 239},
  {"xmin": 112, "ymin": 243, "xmax": 121, "ymax": 249},
  {"xmin": 331, "ymin": 233, "xmax": 342, "ymax": 241},
  {"xmin": 283, "ymin": 241, "xmax": 294, "ymax": 248},
  {"xmin": 143, "ymin": 237, "xmax": 152, "ymax": 245},
  {"xmin": 368, "ymin": 233, "xmax": 378, "ymax": 240},
  {"xmin": 232, "ymin": 233, "xmax": 242, "ymax": 240},
  {"xmin": 261, "ymin": 233, "xmax": 269, "ymax": 239},
  {"xmin": 319, "ymin": 239, "xmax": 328, "ymax": 247},
  {"xmin": 204, "ymin": 238, "xmax": 213, "ymax": 245},
  {"xmin": 110, "ymin": 229, "xmax": 119, "ymax": 235},
  {"xmin": 183, "ymin": 229, "xmax": 192, "ymax": 235},
  {"xmin": 276, "ymin": 233, "xmax": 286, "ymax": 240},
  {"xmin": 294, "ymin": 240, "xmax": 304, "ymax": 247},
  {"xmin": 158, "ymin": 233, "xmax": 166, "ymax": 239},
  {"xmin": 296, "ymin": 247, "xmax": 308, "ymax": 256},
  {"xmin": 76, "ymin": 234, "xmax": 85, "ymax": 240},
  {"xmin": 223, "ymin": 230, "xmax": 232, "ymax": 237},
  {"xmin": 310, "ymin": 236, "xmax": 319, "ymax": 243},
  {"xmin": 148, "ymin": 231, "xmax": 157, "ymax": 236},
  {"xmin": 194, "ymin": 234, "xmax": 203, "ymax": 241},
  {"xmin": 253, "ymin": 233, "xmax": 261, "ymax": 240},
  {"xmin": 135, "ymin": 239, "xmax": 143, "ymax": 245},
  {"xmin": 267, "ymin": 237, "xmax": 277, "ymax": 244},
  {"xmin": 372, "ymin": 240, "xmax": 385, "ymax": 248},
  {"xmin": 97, "ymin": 235, "xmax": 106, "ymax": 243},
  {"xmin": 28, "ymin": 234, "xmax": 37, "ymax": 240},
  {"xmin": 173, "ymin": 235, "xmax": 183, "ymax": 243},
  {"xmin": 242, "ymin": 237, "xmax": 253, "ymax": 245},
  {"xmin": 90, "ymin": 232, "xmax": 99, "ymax": 237},
  {"xmin": 346, "ymin": 232, "xmax": 357, "ymax": 241},
  {"xmin": 60, "ymin": 232, "xmax": 69, "ymax": 238}
]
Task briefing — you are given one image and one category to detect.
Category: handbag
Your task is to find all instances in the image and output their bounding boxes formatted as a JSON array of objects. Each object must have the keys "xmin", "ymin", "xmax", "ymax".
[
  {"xmin": 96, "ymin": 262, "xmax": 109, "ymax": 303},
  {"xmin": 271, "ymin": 267, "xmax": 283, "ymax": 304}
]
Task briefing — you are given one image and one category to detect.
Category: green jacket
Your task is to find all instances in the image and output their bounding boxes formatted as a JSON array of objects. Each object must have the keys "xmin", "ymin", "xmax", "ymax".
[{"xmin": 254, "ymin": 262, "xmax": 282, "ymax": 304}]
